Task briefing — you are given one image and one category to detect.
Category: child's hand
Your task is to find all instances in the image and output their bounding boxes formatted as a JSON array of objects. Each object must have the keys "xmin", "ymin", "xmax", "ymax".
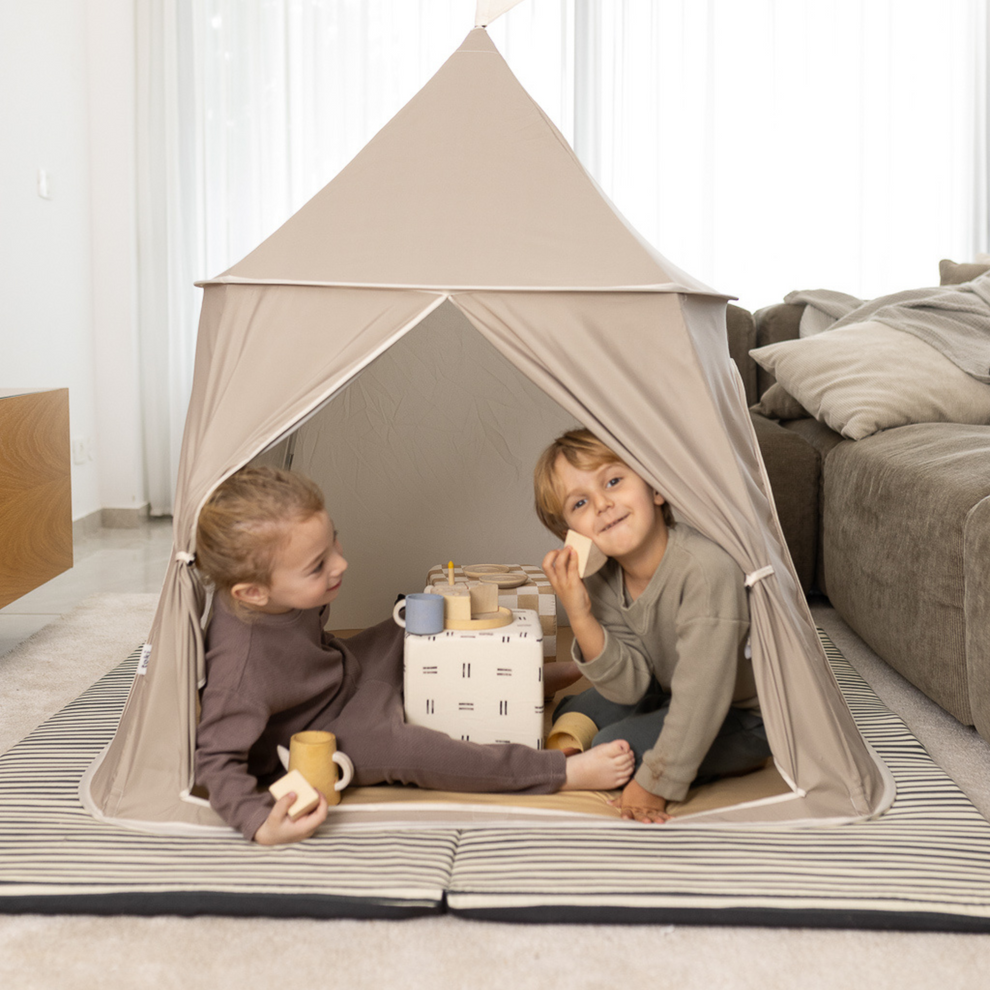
[
  {"xmin": 541, "ymin": 546, "xmax": 592, "ymax": 620},
  {"xmin": 543, "ymin": 546, "xmax": 605, "ymax": 662},
  {"xmin": 253, "ymin": 790, "xmax": 329, "ymax": 845},
  {"xmin": 610, "ymin": 778, "xmax": 671, "ymax": 824}
]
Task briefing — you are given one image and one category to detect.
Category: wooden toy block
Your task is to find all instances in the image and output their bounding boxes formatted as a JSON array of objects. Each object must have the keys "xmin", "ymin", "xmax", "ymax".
[
  {"xmin": 430, "ymin": 584, "xmax": 473, "ymax": 622},
  {"xmin": 468, "ymin": 581, "xmax": 499, "ymax": 616},
  {"xmin": 268, "ymin": 768, "xmax": 320, "ymax": 821},
  {"xmin": 564, "ymin": 529, "xmax": 608, "ymax": 578}
]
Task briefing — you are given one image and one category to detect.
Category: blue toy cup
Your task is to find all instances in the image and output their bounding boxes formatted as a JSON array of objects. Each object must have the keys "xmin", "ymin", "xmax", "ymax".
[{"xmin": 392, "ymin": 593, "xmax": 444, "ymax": 635}]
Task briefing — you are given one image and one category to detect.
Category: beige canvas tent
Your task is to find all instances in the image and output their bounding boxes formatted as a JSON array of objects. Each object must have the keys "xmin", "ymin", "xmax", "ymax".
[{"xmin": 82, "ymin": 25, "xmax": 894, "ymax": 833}]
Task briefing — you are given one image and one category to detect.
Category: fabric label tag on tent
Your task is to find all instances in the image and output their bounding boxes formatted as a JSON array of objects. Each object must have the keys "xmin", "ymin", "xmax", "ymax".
[{"xmin": 137, "ymin": 643, "xmax": 152, "ymax": 676}]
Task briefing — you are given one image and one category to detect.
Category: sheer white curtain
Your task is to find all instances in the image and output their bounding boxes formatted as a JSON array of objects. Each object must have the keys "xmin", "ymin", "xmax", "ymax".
[
  {"xmin": 136, "ymin": 0, "xmax": 204, "ymax": 516},
  {"xmin": 198, "ymin": 0, "xmax": 574, "ymax": 280},
  {"xmin": 581, "ymin": 0, "xmax": 988, "ymax": 310},
  {"xmin": 137, "ymin": 0, "xmax": 988, "ymax": 513}
]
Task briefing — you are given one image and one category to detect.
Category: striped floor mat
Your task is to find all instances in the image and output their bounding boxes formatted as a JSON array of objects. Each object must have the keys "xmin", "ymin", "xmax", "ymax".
[
  {"xmin": 1, "ymin": 633, "xmax": 989, "ymax": 928},
  {"xmin": 0, "ymin": 657, "xmax": 457, "ymax": 917},
  {"xmin": 448, "ymin": 636, "xmax": 990, "ymax": 930}
]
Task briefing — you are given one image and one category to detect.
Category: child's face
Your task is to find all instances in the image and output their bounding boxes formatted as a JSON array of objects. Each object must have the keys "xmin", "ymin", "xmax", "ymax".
[
  {"xmin": 555, "ymin": 455, "xmax": 667, "ymax": 563},
  {"xmin": 252, "ymin": 510, "xmax": 347, "ymax": 614}
]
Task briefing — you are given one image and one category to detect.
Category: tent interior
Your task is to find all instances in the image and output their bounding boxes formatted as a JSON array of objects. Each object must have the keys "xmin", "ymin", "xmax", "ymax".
[
  {"xmin": 240, "ymin": 298, "xmax": 793, "ymax": 820},
  {"xmin": 255, "ymin": 299, "xmax": 577, "ymax": 629}
]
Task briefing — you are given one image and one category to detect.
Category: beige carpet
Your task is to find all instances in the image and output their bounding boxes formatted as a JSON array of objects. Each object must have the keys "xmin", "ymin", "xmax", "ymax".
[{"xmin": 1, "ymin": 593, "xmax": 988, "ymax": 990}]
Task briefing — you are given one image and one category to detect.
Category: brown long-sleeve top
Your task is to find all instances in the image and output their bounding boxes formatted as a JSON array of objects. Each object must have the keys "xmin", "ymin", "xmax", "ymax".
[{"xmin": 194, "ymin": 595, "xmax": 361, "ymax": 839}]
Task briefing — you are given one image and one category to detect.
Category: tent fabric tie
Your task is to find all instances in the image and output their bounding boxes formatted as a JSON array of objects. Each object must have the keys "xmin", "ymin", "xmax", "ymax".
[
  {"xmin": 744, "ymin": 565, "xmax": 775, "ymax": 588},
  {"xmin": 175, "ymin": 552, "xmax": 196, "ymax": 566},
  {"xmin": 743, "ymin": 566, "xmax": 776, "ymax": 660}
]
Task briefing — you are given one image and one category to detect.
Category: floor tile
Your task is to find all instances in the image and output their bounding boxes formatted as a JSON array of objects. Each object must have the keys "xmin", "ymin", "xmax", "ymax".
[{"xmin": 0, "ymin": 518, "xmax": 173, "ymax": 657}]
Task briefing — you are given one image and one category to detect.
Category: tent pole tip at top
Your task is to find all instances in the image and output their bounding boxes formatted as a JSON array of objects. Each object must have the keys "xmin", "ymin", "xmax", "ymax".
[{"xmin": 475, "ymin": 0, "xmax": 527, "ymax": 29}]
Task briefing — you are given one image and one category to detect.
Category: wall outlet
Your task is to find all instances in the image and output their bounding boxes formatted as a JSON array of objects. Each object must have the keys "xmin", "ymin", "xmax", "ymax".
[{"xmin": 72, "ymin": 438, "xmax": 94, "ymax": 464}]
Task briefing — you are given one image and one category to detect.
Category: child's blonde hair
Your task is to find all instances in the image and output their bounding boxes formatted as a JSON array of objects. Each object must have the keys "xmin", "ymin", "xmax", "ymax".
[
  {"xmin": 533, "ymin": 428, "xmax": 674, "ymax": 539},
  {"xmin": 195, "ymin": 466, "xmax": 325, "ymax": 595}
]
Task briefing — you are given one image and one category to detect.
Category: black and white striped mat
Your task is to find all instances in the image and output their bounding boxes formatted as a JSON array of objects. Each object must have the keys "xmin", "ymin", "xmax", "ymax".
[
  {"xmin": 1, "ymin": 634, "xmax": 989, "ymax": 928},
  {"xmin": 0, "ymin": 657, "xmax": 456, "ymax": 917},
  {"xmin": 447, "ymin": 637, "xmax": 990, "ymax": 930}
]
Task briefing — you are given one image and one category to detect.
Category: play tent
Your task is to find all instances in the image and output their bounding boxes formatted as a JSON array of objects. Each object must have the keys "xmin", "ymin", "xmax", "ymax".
[{"xmin": 82, "ymin": 23, "xmax": 894, "ymax": 833}]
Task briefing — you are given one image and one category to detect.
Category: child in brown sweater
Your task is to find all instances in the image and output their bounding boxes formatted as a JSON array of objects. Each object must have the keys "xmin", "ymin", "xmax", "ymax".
[{"xmin": 194, "ymin": 465, "xmax": 634, "ymax": 844}]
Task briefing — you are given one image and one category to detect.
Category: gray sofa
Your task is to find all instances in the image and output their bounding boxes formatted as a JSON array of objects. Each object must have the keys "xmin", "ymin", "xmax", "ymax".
[{"xmin": 724, "ymin": 275, "xmax": 990, "ymax": 745}]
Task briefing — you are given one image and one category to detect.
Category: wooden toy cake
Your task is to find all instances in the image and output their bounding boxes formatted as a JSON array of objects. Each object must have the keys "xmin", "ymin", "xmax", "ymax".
[{"xmin": 425, "ymin": 563, "xmax": 556, "ymax": 656}]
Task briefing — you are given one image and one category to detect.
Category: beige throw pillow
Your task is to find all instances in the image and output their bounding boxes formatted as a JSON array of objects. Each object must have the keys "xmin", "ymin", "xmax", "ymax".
[{"xmin": 749, "ymin": 321, "xmax": 990, "ymax": 440}]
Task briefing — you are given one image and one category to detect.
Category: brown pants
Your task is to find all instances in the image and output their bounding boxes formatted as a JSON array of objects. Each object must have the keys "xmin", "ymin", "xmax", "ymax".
[{"xmin": 319, "ymin": 620, "xmax": 566, "ymax": 794}]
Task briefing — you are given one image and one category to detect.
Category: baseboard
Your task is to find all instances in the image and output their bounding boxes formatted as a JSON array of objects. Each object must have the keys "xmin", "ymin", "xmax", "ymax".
[
  {"xmin": 72, "ymin": 510, "xmax": 103, "ymax": 540},
  {"xmin": 100, "ymin": 504, "xmax": 151, "ymax": 529},
  {"xmin": 73, "ymin": 505, "xmax": 163, "ymax": 540}
]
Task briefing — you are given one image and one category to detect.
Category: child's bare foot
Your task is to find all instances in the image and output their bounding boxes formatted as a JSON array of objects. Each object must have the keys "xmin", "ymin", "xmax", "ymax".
[
  {"xmin": 561, "ymin": 739, "xmax": 634, "ymax": 791},
  {"xmin": 543, "ymin": 660, "xmax": 583, "ymax": 698}
]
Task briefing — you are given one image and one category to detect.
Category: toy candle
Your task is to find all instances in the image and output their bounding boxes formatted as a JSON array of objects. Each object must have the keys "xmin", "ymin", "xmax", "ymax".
[{"xmin": 448, "ymin": 561, "xmax": 455, "ymax": 585}]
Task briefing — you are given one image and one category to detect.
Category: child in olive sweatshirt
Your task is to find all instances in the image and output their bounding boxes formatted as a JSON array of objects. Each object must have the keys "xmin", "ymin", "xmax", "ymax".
[{"xmin": 535, "ymin": 430, "xmax": 770, "ymax": 823}]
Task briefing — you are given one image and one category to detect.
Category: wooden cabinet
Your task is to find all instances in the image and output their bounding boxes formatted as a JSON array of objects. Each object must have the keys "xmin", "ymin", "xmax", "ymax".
[{"xmin": 0, "ymin": 389, "xmax": 73, "ymax": 608}]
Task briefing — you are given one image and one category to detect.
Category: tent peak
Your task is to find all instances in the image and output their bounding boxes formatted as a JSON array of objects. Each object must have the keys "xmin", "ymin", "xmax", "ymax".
[
  {"xmin": 216, "ymin": 20, "xmax": 729, "ymax": 294},
  {"xmin": 458, "ymin": 27, "xmax": 499, "ymax": 53}
]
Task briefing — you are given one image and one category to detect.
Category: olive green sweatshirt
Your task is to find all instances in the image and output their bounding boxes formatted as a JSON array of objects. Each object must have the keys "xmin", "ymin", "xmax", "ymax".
[{"xmin": 572, "ymin": 524, "xmax": 758, "ymax": 802}]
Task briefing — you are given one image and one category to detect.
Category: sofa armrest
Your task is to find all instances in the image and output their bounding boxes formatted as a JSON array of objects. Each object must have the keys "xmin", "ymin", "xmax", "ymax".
[
  {"xmin": 823, "ymin": 424, "xmax": 990, "ymax": 728},
  {"xmin": 964, "ymin": 495, "xmax": 990, "ymax": 741},
  {"xmin": 752, "ymin": 303, "xmax": 804, "ymax": 398}
]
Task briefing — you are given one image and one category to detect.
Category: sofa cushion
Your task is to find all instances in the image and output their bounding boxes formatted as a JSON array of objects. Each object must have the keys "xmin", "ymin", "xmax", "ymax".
[
  {"xmin": 781, "ymin": 417, "xmax": 846, "ymax": 462},
  {"xmin": 781, "ymin": 418, "xmax": 846, "ymax": 596},
  {"xmin": 725, "ymin": 304, "xmax": 758, "ymax": 406},
  {"xmin": 752, "ymin": 303, "xmax": 803, "ymax": 397},
  {"xmin": 750, "ymin": 321, "xmax": 990, "ymax": 440},
  {"xmin": 749, "ymin": 412, "xmax": 819, "ymax": 593},
  {"xmin": 751, "ymin": 382, "xmax": 809, "ymax": 421}
]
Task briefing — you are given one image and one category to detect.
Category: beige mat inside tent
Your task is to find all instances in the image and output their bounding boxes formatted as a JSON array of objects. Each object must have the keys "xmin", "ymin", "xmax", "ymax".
[{"xmin": 325, "ymin": 626, "xmax": 790, "ymax": 827}]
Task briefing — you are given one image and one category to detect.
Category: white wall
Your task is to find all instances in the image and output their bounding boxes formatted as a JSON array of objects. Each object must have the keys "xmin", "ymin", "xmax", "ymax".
[
  {"xmin": 0, "ymin": 0, "xmax": 145, "ymax": 521},
  {"xmin": 86, "ymin": 0, "xmax": 145, "ymax": 516}
]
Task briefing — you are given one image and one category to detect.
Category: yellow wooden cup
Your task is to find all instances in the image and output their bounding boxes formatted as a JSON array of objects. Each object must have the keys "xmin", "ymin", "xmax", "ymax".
[
  {"xmin": 545, "ymin": 712, "xmax": 599, "ymax": 753},
  {"xmin": 288, "ymin": 731, "xmax": 354, "ymax": 807}
]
